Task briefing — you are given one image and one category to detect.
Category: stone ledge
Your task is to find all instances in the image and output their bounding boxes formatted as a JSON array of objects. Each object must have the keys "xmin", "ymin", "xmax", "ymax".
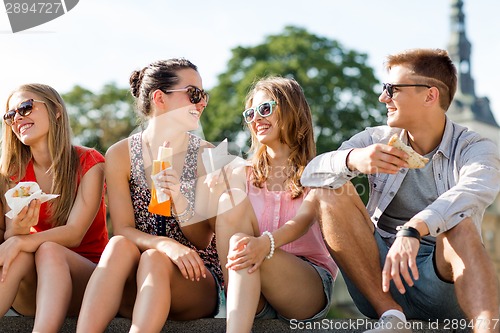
[{"xmin": 0, "ymin": 317, "xmax": 473, "ymax": 333}]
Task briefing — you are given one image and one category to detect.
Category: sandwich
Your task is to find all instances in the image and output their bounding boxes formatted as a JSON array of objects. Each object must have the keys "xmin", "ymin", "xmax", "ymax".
[
  {"xmin": 388, "ymin": 134, "xmax": 429, "ymax": 169},
  {"xmin": 12, "ymin": 184, "xmax": 34, "ymax": 197}
]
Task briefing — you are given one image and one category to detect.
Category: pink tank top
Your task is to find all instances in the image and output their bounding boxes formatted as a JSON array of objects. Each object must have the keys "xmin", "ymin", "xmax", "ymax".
[{"xmin": 246, "ymin": 170, "xmax": 338, "ymax": 278}]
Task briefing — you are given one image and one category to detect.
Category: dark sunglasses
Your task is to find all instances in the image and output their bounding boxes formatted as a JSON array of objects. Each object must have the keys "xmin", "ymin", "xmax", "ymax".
[
  {"xmin": 4, "ymin": 99, "xmax": 46, "ymax": 126},
  {"xmin": 382, "ymin": 83, "xmax": 431, "ymax": 99},
  {"xmin": 243, "ymin": 101, "xmax": 277, "ymax": 123},
  {"xmin": 163, "ymin": 85, "xmax": 209, "ymax": 104}
]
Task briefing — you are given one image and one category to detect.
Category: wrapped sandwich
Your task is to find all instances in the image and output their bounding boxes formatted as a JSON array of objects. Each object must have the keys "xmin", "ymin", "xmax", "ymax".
[
  {"xmin": 4, "ymin": 181, "xmax": 59, "ymax": 219},
  {"xmin": 388, "ymin": 134, "xmax": 429, "ymax": 169}
]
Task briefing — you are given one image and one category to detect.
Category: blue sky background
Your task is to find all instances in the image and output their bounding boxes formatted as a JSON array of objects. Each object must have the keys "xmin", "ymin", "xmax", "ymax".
[{"xmin": 1, "ymin": 0, "xmax": 499, "ymax": 121}]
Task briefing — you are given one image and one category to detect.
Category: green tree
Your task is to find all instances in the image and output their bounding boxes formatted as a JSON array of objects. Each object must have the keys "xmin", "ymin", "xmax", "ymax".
[
  {"xmin": 200, "ymin": 26, "xmax": 386, "ymax": 202},
  {"xmin": 62, "ymin": 82, "xmax": 138, "ymax": 154},
  {"xmin": 201, "ymin": 25, "xmax": 385, "ymax": 156}
]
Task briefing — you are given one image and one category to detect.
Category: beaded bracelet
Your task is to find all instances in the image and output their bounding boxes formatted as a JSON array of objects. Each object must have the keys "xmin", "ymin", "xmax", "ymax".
[
  {"xmin": 172, "ymin": 202, "xmax": 194, "ymax": 224},
  {"xmin": 395, "ymin": 225, "xmax": 421, "ymax": 242},
  {"xmin": 262, "ymin": 231, "xmax": 275, "ymax": 260},
  {"xmin": 171, "ymin": 203, "xmax": 191, "ymax": 218}
]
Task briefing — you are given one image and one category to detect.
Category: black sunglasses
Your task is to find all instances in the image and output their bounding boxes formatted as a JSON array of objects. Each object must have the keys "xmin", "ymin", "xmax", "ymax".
[
  {"xmin": 242, "ymin": 101, "xmax": 277, "ymax": 123},
  {"xmin": 4, "ymin": 99, "xmax": 46, "ymax": 126},
  {"xmin": 163, "ymin": 85, "xmax": 209, "ymax": 104},
  {"xmin": 382, "ymin": 83, "xmax": 431, "ymax": 99}
]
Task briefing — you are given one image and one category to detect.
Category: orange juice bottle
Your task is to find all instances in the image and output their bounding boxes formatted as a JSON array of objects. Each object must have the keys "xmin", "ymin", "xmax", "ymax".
[{"xmin": 148, "ymin": 147, "xmax": 173, "ymax": 216}]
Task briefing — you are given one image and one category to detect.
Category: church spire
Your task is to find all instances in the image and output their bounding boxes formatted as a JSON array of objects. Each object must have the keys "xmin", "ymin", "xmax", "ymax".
[
  {"xmin": 448, "ymin": 0, "xmax": 474, "ymax": 96},
  {"xmin": 447, "ymin": 0, "xmax": 498, "ymax": 127}
]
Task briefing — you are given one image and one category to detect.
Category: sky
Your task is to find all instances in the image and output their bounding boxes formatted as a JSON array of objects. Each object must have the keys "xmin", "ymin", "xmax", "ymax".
[{"xmin": 0, "ymin": 0, "xmax": 499, "ymax": 123}]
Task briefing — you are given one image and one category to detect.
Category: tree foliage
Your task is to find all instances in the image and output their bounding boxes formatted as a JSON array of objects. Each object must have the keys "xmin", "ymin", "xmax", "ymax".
[
  {"xmin": 62, "ymin": 83, "xmax": 137, "ymax": 155},
  {"xmin": 61, "ymin": 27, "xmax": 386, "ymax": 202},
  {"xmin": 200, "ymin": 26, "xmax": 385, "ymax": 156}
]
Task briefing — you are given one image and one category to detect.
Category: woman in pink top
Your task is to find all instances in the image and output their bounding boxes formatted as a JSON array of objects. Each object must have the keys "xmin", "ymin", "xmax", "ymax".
[{"xmin": 216, "ymin": 76, "xmax": 338, "ymax": 333}]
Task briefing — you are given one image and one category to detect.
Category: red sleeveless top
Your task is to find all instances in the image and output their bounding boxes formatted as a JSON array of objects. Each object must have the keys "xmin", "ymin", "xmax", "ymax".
[{"xmin": 22, "ymin": 146, "xmax": 108, "ymax": 263}]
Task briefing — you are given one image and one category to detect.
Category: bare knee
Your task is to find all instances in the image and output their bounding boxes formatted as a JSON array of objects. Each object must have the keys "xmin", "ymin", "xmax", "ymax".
[
  {"xmin": 2, "ymin": 251, "xmax": 35, "ymax": 283},
  {"xmin": 229, "ymin": 233, "xmax": 249, "ymax": 247},
  {"xmin": 441, "ymin": 218, "xmax": 484, "ymax": 258},
  {"xmin": 311, "ymin": 182, "xmax": 364, "ymax": 212},
  {"xmin": 310, "ymin": 183, "xmax": 372, "ymax": 231},
  {"xmin": 107, "ymin": 236, "xmax": 139, "ymax": 254},
  {"xmin": 140, "ymin": 249, "xmax": 174, "ymax": 275},
  {"xmin": 35, "ymin": 241, "xmax": 66, "ymax": 267},
  {"xmin": 99, "ymin": 236, "xmax": 140, "ymax": 266},
  {"xmin": 437, "ymin": 218, "xmax": 489, "ymax": 280},
  {"xmin": 217, "ymin": 188, "xmax": 247, "ymax": 217},
  {"xmin": 444, "ymin": 218, "xmax": 480, "ymax": 243}
]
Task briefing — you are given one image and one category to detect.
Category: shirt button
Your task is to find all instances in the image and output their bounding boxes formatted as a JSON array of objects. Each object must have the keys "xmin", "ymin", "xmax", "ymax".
[
  {"xmin": 400, "ymin": 169, "xmax": 405, "ymax": 173},
  {"xmin": 374, "ymin": 217, "xmax": 379, "ymax": 221},
  {"xmin": 389, "ymin": 191, "xmax": 395, "ymax": 196}
]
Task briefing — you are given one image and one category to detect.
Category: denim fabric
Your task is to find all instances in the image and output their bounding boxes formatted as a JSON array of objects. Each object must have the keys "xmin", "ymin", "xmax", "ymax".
[{"xmin": 342, "ymin": 230, "xmax": 465, "ymax": 320}]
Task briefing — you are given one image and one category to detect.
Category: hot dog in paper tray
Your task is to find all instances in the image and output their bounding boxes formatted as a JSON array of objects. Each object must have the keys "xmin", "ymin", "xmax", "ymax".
[{"xmin": 4, "ymin": 181, "xmax": 59, "ymax": 219}]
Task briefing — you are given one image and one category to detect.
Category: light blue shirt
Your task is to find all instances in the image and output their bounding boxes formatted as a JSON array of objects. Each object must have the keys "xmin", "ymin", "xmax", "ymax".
[{"xmin": 301, "ymin": 117, "xmax": 500, "ymax": 237}]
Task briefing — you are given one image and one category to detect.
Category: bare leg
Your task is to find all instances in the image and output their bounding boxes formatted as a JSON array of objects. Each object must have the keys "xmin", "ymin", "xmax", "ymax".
[
  {"xmin": 312, "ymin": 184, "xmax": 403, "ymax": 316},
  {"xmin": 130, "ymin": 249, "xmax": 217, "ymax": 333},
  {"xmin": 216, "ymin": 189, "xmax": 259, "ymax": 285},
  {"xmin": 260, "ymin": 249, "xmax": 326, "ymax": 319},
  {"xmin": 0, "ymin": 252, "xmax": 36, "ymax": 317},
  {"xmin": 76, "ymin": 236, "xmax": 141, "ymax": 333},
  {"xmin": 437, "ymin": 218, "xmax": 500, "ymax": 333},
  {"xmin": 33, "ymin": 242, "xmax": 96, "ymax": 333},
  {"xmin": 216, "ymin": 190, "xmax": 261, "ymax": 333},
  {"xmin": 226, "ymin": 234, "xmax": 261, "ymax": 333}
]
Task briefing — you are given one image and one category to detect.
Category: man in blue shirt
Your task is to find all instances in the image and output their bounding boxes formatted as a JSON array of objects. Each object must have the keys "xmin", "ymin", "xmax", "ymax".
[{"xmin": 302, "ymin": 48, "xmax": 500, "ymax": 333}]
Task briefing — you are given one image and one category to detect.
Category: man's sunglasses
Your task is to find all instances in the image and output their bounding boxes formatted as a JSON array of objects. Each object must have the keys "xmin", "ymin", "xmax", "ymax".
[
  {"xmin": 163, "ymin": 85, "xmax": 209, "ymax": 104},
  {"xmin": 382, "ymin": 83, "xmax": 431, "ymax": 99},
  {"xmin": 243, "ymin": 101, "xmax": 277, "ymax": 124},
  {"xmin": 4, "ymin": 99, "xmax": 46, "ymax": 126}
]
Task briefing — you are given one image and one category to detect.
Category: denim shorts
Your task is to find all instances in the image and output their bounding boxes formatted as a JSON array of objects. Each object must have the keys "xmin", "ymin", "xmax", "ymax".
[
  {"xmin": 7, "ymin": 307, "xmax": 24, "ymax": 316},
  {"xmin": 254, "ymin": 258, "xmax": 334, "ymax": 322},
  {"xmin": 342, "ymin": 230, "xmax": 465, "ymax": 320},
  {"xmin": 208, "ymin": 267, "xmax": 224, "ymax": 318}
]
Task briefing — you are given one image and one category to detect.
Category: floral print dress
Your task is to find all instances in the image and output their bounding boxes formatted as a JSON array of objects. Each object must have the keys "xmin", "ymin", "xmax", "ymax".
[{"xmin": 128, "ymin": 132, "xmax": 223, "ymax": 284}]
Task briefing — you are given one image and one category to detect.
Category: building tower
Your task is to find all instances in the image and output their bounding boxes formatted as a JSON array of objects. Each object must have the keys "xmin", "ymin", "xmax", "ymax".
[
  {"xmin": 447, "ymin": 0, "xmax": 499, "ymax": 141},
  {"xmin": 447, "ymin": 0, "xmax": 500, "ymax": 274}
]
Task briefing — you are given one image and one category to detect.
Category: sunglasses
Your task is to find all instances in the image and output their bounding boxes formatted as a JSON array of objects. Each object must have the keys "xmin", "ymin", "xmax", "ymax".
[
  {"xmin": 163, "ymin": 85, "xmax": 209, "ymax": 104},
  {"xmin": 243, "ymin": 101, "xmax": 277, "ymax": 123},
  {"xmin": 4, "ymin": 99, "xmax": 46, "ymax": 126},
  {"xmin": 382, "ymin": 83, "xmax": 431, "ymax": 99}
]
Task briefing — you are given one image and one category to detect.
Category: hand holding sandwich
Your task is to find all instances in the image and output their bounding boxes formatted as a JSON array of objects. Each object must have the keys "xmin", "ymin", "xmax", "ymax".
[
  {"xmin": 347, "ymin": 144, "xmax": 409, "ymax": 174},
  {"xmin": 4, "ymin": 199, "xmax": 41, "ymax": 239},
  {"xmin": 347, "ymin": 134, "xmax": 429, "ymax": 174}
]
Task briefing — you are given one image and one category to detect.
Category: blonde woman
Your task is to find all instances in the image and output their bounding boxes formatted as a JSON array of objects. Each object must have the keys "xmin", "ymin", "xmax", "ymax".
[
  {"xmin": 0, "ymin": 83, "xmax": 108, "ymax": 332},
  {"xmin": 216, "ymin": 77, "xmax": 338, "ymax": 333}
]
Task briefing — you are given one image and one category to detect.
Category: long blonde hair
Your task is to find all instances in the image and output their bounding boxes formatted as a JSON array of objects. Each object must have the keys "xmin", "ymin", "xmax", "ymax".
[
  {"xmin": 1, "ymin": 84, "xmax": 79, "ymax": 227},
  {"xmin": 245, "ymin": 76, "xmax": 315, "ymax": 199}
]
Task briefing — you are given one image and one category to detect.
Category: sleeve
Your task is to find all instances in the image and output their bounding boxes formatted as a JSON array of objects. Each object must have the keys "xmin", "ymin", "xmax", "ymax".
[
  {"xmin": 77, "ymin": 147, "xmax": 105, "ymax": 176},
  {"xmin": 301, "ymin": 128, "xmax": 381, "ymax": 188},
  {"xmin": 414, "ymin": 138, "xmax": 500, "ymax": 236},
  {"xmin": 300, "ymin": 149, "xmax": 358, "ymax": 189}
]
